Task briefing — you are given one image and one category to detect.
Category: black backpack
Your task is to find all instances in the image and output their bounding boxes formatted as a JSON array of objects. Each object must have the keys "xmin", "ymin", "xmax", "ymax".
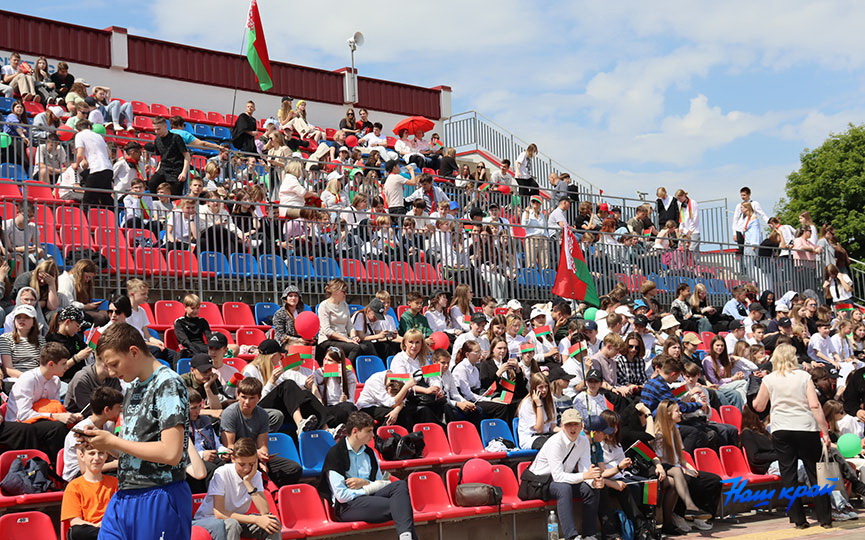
[
  {"xmin": 375, "ymin": 431, "xmax": 425, "ymax": 461},
  {"xmin": 0, "ymin": 456, "xmax": 65, "ymax": 495}
]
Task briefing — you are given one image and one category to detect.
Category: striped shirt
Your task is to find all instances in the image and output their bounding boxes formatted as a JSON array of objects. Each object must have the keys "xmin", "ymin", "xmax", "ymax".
[{"xmin": 0, "ymin": 332, "xmax": 46, "ymax": 374}]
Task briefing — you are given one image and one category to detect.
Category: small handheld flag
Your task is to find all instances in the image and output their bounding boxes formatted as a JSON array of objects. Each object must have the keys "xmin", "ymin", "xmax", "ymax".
[
  {"xmin": 482, "ymin": 382, "xmax": 498, "ymax": 397},
  {"xmin": 289, "ymin": 345, "xmax": 314, "ymax": 361},
  {"xmin": 837, "ymin": 303, "xmax": 854, "ymax": 312},
  {"xmin": 421, "ymin": 364, "xmax": 442, "ymax": 378},
  {"xmin": 387, "ymin": 373, "xmax": 412, "ymax": 383},
  {"xmin": 520, "ymin": 342, "xmax": 536, "ymax": 354},
  {"xmin": 500, "ymin": 378, "xmax": 516, "ymax": 392},
  {"xmin": 227, "ymin": 373, "xmax": 245, "ymax": 387},
  {"xmin": 464, "ymin": 314, "xmax": 472, "ymax": 324},
  {"xmin": 628, "ymin": 440, "xmax": 658, "ymax": 462},
  {"xmin": 534, "ymin": 325, "xmax": 552, "ymax": 337},
  {"xmin": 643, "ymin": 479, "xmax": 658, "ymax": 505},
  {"xmin": 87, "ymin": 328, "xmax": 101, "ymax": 351},
  {"xmin": 322, "ymin": 364, "xmax": 342, "ymax": 378},
  {"xmin": 282, "ymin": 353, "xmax": 303, "ymax": 370},
  {"xmin": 568, "ymin": 342, "xmax": 587, "ymax": 358},
  {"xmin": 498, "ymin": 390, "xmax": 514, "ymax": 404},
  {"xmin": 671, "ymin": 385, "xmax": 689, "ymax": 398},
  {"xmin": 479, "ymin": 183, "xmax": 491, "ymax": 192}
]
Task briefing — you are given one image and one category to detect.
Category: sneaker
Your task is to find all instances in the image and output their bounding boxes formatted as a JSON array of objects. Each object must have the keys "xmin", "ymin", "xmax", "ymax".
[
  {"xmin": 691, "ymin": 519, "xmax": 713, "ymax": 531},
  {"xmin": 327, "ymin": 423, "xmax": 345, "ymax": 439},
  {"xmin": 296, "ymin": 415, "xmax": 316, "ymax": 436},
  {"xmin": 845, "ymin": 510, "xmax": 859, "ymax": 520},
  {"xmin": 671, "ymin": 514, "xmax": 692, "ymax": 532},
  {"xmin": 832, "ymin": 511, "xmax": 851, "ymax": 522}
]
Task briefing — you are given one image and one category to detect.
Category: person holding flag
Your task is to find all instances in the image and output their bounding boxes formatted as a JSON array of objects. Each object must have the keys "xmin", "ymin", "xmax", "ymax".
[
  {"xmin": 527, "ymin": 308, "xmax": 559, "ymax": 365},
  {"xmin": 355, "ymin": 370, "xmax": 417, "ymax": 430},
  {"xmin": 312, "ymin": 346, "xmax": 358, "ymax": 428},
  {"xmin": 451, "ymin": 340, "xmax": 511, "ymax": 421},
  {"xmin": 479, "ymin": 337, "xmax": 530, "ymax": 408}
]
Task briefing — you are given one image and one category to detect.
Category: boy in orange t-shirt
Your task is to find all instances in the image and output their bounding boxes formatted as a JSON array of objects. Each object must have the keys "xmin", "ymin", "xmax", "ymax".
[{"xmin": 61, "ymin": 445, "xmax": 119, "ymax": 540}]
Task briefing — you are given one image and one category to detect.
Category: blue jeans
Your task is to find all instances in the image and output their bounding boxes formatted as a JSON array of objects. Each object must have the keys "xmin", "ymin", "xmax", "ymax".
[
  {"xmin": 549, "ymin": 481, "xmax": 604, "ymax": 539},
  {"xmin": 192, "ymin": 517, "xmax": 227, "ymax": 540}
]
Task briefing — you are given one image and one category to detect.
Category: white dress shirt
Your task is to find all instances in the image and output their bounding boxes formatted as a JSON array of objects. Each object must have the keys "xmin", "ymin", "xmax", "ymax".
[
  {"xmin": 6, "ymin": 368, "xmax": 62, "ymax": 422},
  {"xmin": 528, "ymin": 430, "xmax": 592, "ymax": 484},
  {"xmin": 355, "ymin": 371, "xmax": 395, "ymax": 409}
]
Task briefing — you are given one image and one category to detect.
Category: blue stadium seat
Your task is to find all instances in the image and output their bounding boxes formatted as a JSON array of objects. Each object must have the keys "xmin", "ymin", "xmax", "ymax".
[
  {"xmin": 299, "ymin": 430, "xmax": 335, "ymax": 477},
  {"xmin": 355, "ymin": 355, "xmax": 385, "ymax": 383},
  {"xmin": 0, "ymin": 97, "xmax": 13, "ymax": 113},
  {"xmin": 286, "ymin": 256, "xmax": 315, "ymax": 279},
  {"xmin": 212, "ymin": 126, "xmax": 231, "ymax": 141},
  {"xmin": 517, "ymin": 268, "xmax": 543, "ymax": 288},
  {"xmin": 193, "ymin": 123, "xmax": 214, "ymax": 139},
  {"xmin": 386, "ymin": 355, "xmax": 395, "ymax": 369},
  {"xmin": 541, "ymin": 269, "xmax": 556, "ymax": 288},
  {"xmin": 176, "ymin": 358, "xmax": 191, "ymax": 375},
  {"xmin": 259, "ymin": 254, "xmax": 289, "ymax": 278},
  {"xmin": 512, "ymin": 417, "xmax": 521, "ymax": 447},
  {"xmin": 229, "ymin": 252, "xmax": 260, "ymax": 278},
  {"xmin": 480, "ymin": 418, "xmax": 538, "ymax": 459},
  {"xmin": 267, "ymin": 433, "xmax": 301, "ymax": 464},
  {"xmin": 313, "ymin": 257, "xmax": 342, "ymax": 280},
  {"xmin": 42, "ymin": 243, "xmax": 66, "ymax": 269},
  {"xmin": 0, "ymin": 163, "xmax": 28, "ymax": 181},
  {"xmin": 199, "ymin": 251, "xmax": 230, "ymax": 276},
  {"xmin": 348, "ymin": 304, "xmax": 364, "ymax": 315},
  {"xmin": 255, "ymin": 302, "xmax": 280, "ymax": 325}
]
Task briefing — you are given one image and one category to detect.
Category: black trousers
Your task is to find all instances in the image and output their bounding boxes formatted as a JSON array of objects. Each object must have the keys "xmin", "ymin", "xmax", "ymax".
[
  {"xmin": 0, "ymin": 419, "xmax": 68, "ymax": 463},
  {"xmin": 735, "ymin": 231, "xmax": 745, "ymax": 255},
  {"xmin": 336, "ymin": 480, "xmax": 417, "ymax": 539},
  {"xmin": 678, "ymin": 423, "xmax": 709, "ymax": 454},
  {"xmin": 360, "ymin": 406, "xmax": 412, "ymax": 431},
  {"xmin": 69, "ymin": 524, "xmax": 100, "ymax": 540},
  {"xmin": 325, "ymin": 401, "xmax": 358, "ymax": 426},
  {"xmin": 515, "ymin": 177, "xmax": 539, "ymax": 197},
  {"xmin": 259, "ymin": 380, "xmax": 332, "ymax": 435},
  {"xmin": 81, "ymin": 169, "xmax": 114, "ymax": 209},
  {"xmin": 773, "ymin": 430, "xmax": 831, "ymax": 526},
  {"xmin": 317, "ymin": 340, "xmax": 377, "ymax": 365},
  {"xmin": 687, "ymin": 470, "xmax": 723, "ymax": 516},
  {"xmin": 550, "ymin": 481, "xmax": 606, "ymax": 538},
  {"xmin": 147, "ymin": 169, "xmax": 185, "ymax": 195},
  {"xmin": 266, "ymin": 455, "xmax": 303, "ymax": 487}
]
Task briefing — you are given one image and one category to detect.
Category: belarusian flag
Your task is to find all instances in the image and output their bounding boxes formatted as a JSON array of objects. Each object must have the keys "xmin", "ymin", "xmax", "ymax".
[
  {"xmin": 520, "ymin": 342, "xmax": 535, "ymax": 354},
  {"xmin": 282, "ymin": 353, "xmax": 303, "ymax": 370},
  {"xmin": 87, "ymin": 328, "xmax": 101, "ymax": 351},
  {"xmin": 422, "ymin": 364, "xmax": 442, "ymax": 378},
  {"xmin": 387, "ymin": 373, "xmax": 411, "ymax": 383},
  {"xmin": 289, "ymin": 345, "xmax": 314, "ymax": 361},
  {"xmin": 837, "ymin": 303, "xmax": 854, "ymax": 312},
  {"xmin": 568, "ymin": 342, "xmax": 587, "ymax": 358},
  {"xmin": 551, "ymin": 226, "xmax": 600, "ymax": 306},
  {"xmin": 629, "ymin": 440, "xmax": 658, "ymax": 462},
  {"xmin": 227, "ymin": 372, "xmax": 244, "ymax": 387},
  {"xmin": 500, "ymin": 379, "xmax": 516, "ymax": 392},
  {"xmin": 245, "ymin": 0, "xmax": 273, "ymax": 91},
  {"xmin": 464, "ymin": 314, "xmax": 472, "ymax": 324},
  {"xmin": 537, "ymin": 190, "xmax": 552, "ymax": 200},
  {"xmin": 671, "ymin": 385, "xmax": 689, "ymax": 398},
  {"xmin": 322, "ymin": 364, "xmax": 342, "ymax": 378},
  {"xmin": 498, "ymin": 390, "xmax": 513, "ymax": 404},
  {"xmin": 643, "ymin": 479, "xmax": 658, "ymax": 505},
  {"xmin": 482, "ymin": 382, "xmax": 498, "ymax": 397},
  {"xmin": 534, "ymin": 325, "xmax": 552, "ymax": 337},
  {"xmin": 479, "ymin": 183, "xmax": 491, "ymax": 192}
]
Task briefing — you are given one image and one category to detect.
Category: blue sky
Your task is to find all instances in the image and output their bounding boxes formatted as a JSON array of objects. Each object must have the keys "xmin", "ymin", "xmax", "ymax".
[{"xmin": 6, "ymin": 0, "xmax": 865, "ymax": 217}]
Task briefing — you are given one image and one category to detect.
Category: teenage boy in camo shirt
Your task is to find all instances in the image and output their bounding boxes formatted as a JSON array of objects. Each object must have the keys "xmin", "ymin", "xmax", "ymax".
[{"xmin": 80, "ymin": 322, "xmax": 191, "ymax": 540}]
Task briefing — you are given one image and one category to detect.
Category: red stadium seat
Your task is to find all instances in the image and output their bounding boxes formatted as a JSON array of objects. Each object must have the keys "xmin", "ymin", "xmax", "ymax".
[
  {"xmin": 709, "ymin": 407, "xmax": 723, "ymax": 423},
  {"xmin": 56, "ymin": 205, "xmax": 89, "ymax": 229},
  {"xmin": 207, "ymin": 111, "xmax": 229, "ymax": 127},
  {"xmin": 365, "ymin": 260, "xmax": 394, "ymax": 283},
  {"xmin": 341, "ymin": 258, "xmax": 368, "ymax": 281},
  {"xmin": 21, "ymin": 181, "xmax": 62, "ymax": 203},
  {"xmin": 132, "ymin": 116, "xmax": 154, "ymax": 131},
  {"xmin": 389, "ymin": 261, "xmax": 416, "ymax": 283},
  {"xmin": 133, "ymin": 247, "xmax": 173, "ymax": 276},
  {"xmin": 139, "ymin": 302, "xmax": 155, "ymax": 325},
  {"xmin": 211, "ymin": 327, "xmax": 235, "ymax": 345},
  {"xmin": 236, "ymin": 328, "xmax": 266, "ymax": 347},
  {"xmin": 200, "ymin": 301, "xmax": 225, "ymax": 326},
  {"xmin": 693, "ymin": 447, "xmax": 732, "ymax": 479},
  {"xmin": 167, "ymin": 250, "xmax": 214, "ymax": 278},
  {"xmin": 94, "ymin": 228, "xmax": 127, "ymax": 250},
  {"xmin": 170, "ymin": 106, "xmax": 189, "ymax": 120},
  {"xmin": 126, "ymin": 228, "xmax": 158, "ymax": 248},
  {"xmin": 444, "ymin": 468, "xmax": 502, "ymax": 515},
  {"xmin": 154, "ymin": 300, "xmax": 185, "ymax": 331},
  {"xmin": 0, "ymin": 182, "xmax": 22, "ymax": 201},
  {"xmin": 150, "ymin": 103, "xmax": 169, "ymax": 116},
  {"xmin": 277, "ymin": 484, "xmax": 356, "ymax": 538},
  {"xmin": 131, "ymin": 101, "xmax": 151, "ymax": 116},
  {"xmin": 223, "ymin": 357, "xmax": 247, "ymax": 370},
  {"xmin": 719, "ymin": 445, "xmax": 780, "ymax": 483},
  {"xmin": 38, "ymin": 225, "xmax": 61, "ymax": 247},
  {"xmin": 87, "ymin": 208, "xmax": 118, "ymax": 230},
  {"xmin": 23, "ymin": 101, "xmax": 44, "ymax": 116},
  {"xmin": 222, "ymin": 302, "xmax": 268, "ymax": 331},
  {"xmin": 491, "ymin": 463, "xmax": 547, "ymax": 509},
  {"xmin": 719, "ymin": 405, "xmax": 742, "ymax": 432},
  {"xmin": 0, "ymin": 511, "xmax": 58, "ymax": 539},
  {"xmin": 414, "ymin": 262, "xmax": 448, "ymax": 286},
  {"xmin": 189, "ymin": 109, "xmax": 207, "ymax": 123},
  {"xmin": 683, "ymin": 451, "xmax": 696, "ymax": 469},
  {"xmin": 374, "ymin": 425, "xmax": 442, "ymax": 469},
  {"xmin": 407, "ymin": 471, "xmax": 477, "ymax": 520},
  {"xmin": 447, "ymin": 421, "xmax": 507, "ymax": 460},
  {"xmin": 101, "ymin": 247, "xmax": 135, "ymax": 274},
  {"xmin": 225, "ymin": 114, "xmax": 237, "ymax": 126},
  {"xmin": 163, "ymin": 328, "xmax": 179, "ymax": 350},
  {"xmin": 60, "ymin": 226, "xmax": 94, "ymax": 250},
  {"xmin": 412, "ymin": 423, "xmax": 464, "ymax": 465},
  {"xmin": 700, "ymin": 331, "xmax": 716, "ymax": 351},
  {"xmin": 0, "ymin": 450, "xmax": 63, "ymax": 508}
]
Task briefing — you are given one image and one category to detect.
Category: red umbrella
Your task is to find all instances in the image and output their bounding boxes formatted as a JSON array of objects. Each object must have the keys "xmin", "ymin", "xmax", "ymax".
[{"xmin": 392, "ymin": 116, "xmax": 435, "ymax": 135}]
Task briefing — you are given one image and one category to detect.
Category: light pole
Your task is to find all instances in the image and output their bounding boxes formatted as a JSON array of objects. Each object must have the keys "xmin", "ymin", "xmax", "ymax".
[{"xmin": 347, "ymin": 31, "xmax": 364, "ymax": 104}]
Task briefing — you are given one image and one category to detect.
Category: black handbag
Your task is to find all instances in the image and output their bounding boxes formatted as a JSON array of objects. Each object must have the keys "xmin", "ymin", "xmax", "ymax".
[
  {"xmin": 375, "ymin": 431, "xmax": 425, "ymax": 461},
  {"xmin": 518, "ymin": 469, "xmax": 553, "ymax": 501}
]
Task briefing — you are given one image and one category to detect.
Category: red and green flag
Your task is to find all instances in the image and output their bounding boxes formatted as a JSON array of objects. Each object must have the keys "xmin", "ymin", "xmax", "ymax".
[
  {"xmin": 289, "ymin": 345, "xmax": 314, "ymax": 361},
  {"xmin": 387, "ymin": 373, "xmax": 412, "ymax": 383},
  {"xmin": 551, "ymin": 226, "xmax": 599, "ymax": 306},
  {"xmin": 629, "ymin": 440, "xmax": 658, "ymax": 462},
  {"xmin": 498, "ymin": 390, "xmax": 514, "ymax": 404},
  {"xmin": 534, "ymin": 325, "xmax": 552, "ymax": 337},
  {"xmin": 113, "ymin": 413, "xmax": 123, "ymax": 435},
  {"xmin": 479, "ymin": 183, "xmax": 491, "ymax": 192},
  {"xmin": 87, "ymin": 328, "xmax": 101, "ymax": 351},
  {"xmin": 322, "ymin": 364, "xmax": 342, "ymax": 378},
  {"xmin": 537, "ymin": 190, "xmax": 552, "ymax": 200},
  {"xmin": 421, "ymin": 364, "xmax": 442, "ymax": 378},
  {"xmin": 837, "ymin": 303, "xmax": 854, "ymax": 312},
  {"xmin": 530, "ymin": 195, "xmax": 543, "ymax": 205},
  {"xmin": 227, "ymin": 372, "xmax": 245, "ymax": 388},
  {"xmin": 245, "ymin": 0, "xmax": 273, "ymax": 91},
  {"xmin": 500, "ymin": 379, "xmax": 516, "ymax": 392},
  {"xmin": 282, "ymin": 353, "xmax": 303, "ymax": 370},
  {"xmin": 482, "ymin": 382, "xmax": 498, "ymax": 397},
  {"xmin": 671, "ymin": 385, "xmax": 689, "ymax": 398},
  {"xmin": 520, "ymin": 342, "xmax": 536, "ymax": 354},
  {"xmin": 568, "ymin": 342, "xmax": 587, "ymax": 358},
  {"xmin": 464, "ymin": 314, "xmax": 472, "ymax": 324},
  {"xmin": 643, "ymin": 479, "xmax": 658, "ymax": 505}
]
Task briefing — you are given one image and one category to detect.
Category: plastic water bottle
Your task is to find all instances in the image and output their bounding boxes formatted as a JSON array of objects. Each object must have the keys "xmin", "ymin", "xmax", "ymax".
[{"xmin": 547, "ymin": 510, "xmax": 560, "ymax": 540}]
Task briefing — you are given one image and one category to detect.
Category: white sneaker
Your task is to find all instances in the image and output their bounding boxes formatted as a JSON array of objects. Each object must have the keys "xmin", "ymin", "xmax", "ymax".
[
  {"xmin": 692, "ymin": 519, "xmax": 713, "ymax": 531},
  {"xmin": 845, "ymin": 510, "xmax": 859, "ymax": 520},
  {"xmin": 832, "ymin": 510, "xmax": 851, "ymax": 522},
  {"xmin": 296, "ymin": 415, "xmax": 316, "ymax": 436},
  {"xmin": 671, "ymin": 514, "xmax": 692, "ymax": 532},
  {"xmin": 327, "ymin": 423, "xmax": 345, "ymax": 438}
]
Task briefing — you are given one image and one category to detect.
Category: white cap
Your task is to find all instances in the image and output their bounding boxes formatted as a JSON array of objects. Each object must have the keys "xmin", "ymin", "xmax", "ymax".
[
  {"xmin": 12, "ymin": 304, "xmax": 37, "ymax": 319},
  {"xmin": 507, "ymin": 299, "xmax": 522, "ymax": 311},
  {"xmin": 529, "ymin": 308, "xmax": 547, "ymax": 320},
  {"xmin": 339, "ymin": 146, "xmax": 350, "ymax": 153},
  {"xmin": 614, "ymin": 305, "xmax": 634, "ymax": 318}
]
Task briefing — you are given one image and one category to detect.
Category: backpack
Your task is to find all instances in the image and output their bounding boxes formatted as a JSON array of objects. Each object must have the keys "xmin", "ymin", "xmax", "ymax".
[
  {"xmin": 0, "ymin": 456, "xmax": 65, "ymax": 495},
  {"xmin": 616, "ymin": 510, "xmax": 635, "ymax": 540},
  {"xmin": 375, "ymin": 431, "xmax": 425, "ymax": 461}
]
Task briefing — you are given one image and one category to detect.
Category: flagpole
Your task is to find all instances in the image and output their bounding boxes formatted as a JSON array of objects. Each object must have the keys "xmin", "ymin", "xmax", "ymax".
[{"xmin": 231, "ymin": 18, "xmax": 248, "ymax": 117}]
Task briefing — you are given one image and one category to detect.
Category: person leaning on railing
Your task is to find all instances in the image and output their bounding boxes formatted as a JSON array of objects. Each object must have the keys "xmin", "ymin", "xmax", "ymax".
[{"xmin": 1, "ymin": 99, "xmax": 30, "ymax": 168}]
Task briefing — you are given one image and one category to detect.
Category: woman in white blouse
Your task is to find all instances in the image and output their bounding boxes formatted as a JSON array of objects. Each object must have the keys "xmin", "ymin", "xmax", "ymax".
[
  {"xmin": 517, "ymin": 372, "xmax": 558, "ymax": 449},
  {"xmin": 447, "ymin": 284, "xmax": 474, "ymax": 332},
  {"xmin": 426, "ymin": 291, "xmax": 460, "ymax": 336},
  {"xmin": 278, "ymin": 160, "xmax": 310, "ymax": 217},
  {"xmin": 521, "ymin": 197, "xmax": 549, "ymax": 268},
  {"xmin": 312, "ymin": 346, "xmax": 358, "ymax": 426},
  {"xmin": 317, "ymin": 279, "xmax": 376, "ymax": 365}
]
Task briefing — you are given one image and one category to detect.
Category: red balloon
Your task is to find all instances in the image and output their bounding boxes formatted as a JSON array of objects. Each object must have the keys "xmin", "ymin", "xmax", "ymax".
[
  {"xmin": 461, "ymin": 458, "xmax": 493, "ymax": 485},
  {"xmin": 496, "ymin": 185, "xmax": 512, "ymax": 195},
  {"xmin": 295, "ymin": 311, "xmax": 320, "ymax": 340},
  {"xmin": 58, "ymin": 125, "xmax": 75, "ymax": 142},
  {"xmin": 345, "ymin": 135, "xmax": 358, "ymax": 148},
  {"xmin": 191, "ymin": 526, "xmax": 214, "ymax": 540},
  {"xmin": 430, "ymin": 331, "xmax": 450, "ymax": 350}
]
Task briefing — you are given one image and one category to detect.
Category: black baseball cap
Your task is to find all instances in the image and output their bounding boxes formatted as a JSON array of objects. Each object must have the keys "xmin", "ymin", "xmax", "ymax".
[
  {"xmin": 208, "ymin": 333, "xmax": 228, "ymax": 348},
  {"xmin": 778, "ymin": 317, "xmax": 792, "ymax": 328},
  {"xmin": 367, "ymin": 298, "xmax": 386, "ymax": 320},
  {"xmin": 190, "ymin": 353, "xmax": 214, "ymax": 372},
  {"xmin": 585, "ymin": 368, "xmax": 603, "ymax": 382},
  {"xmin": 729, "ymin": 320, "xmax": 744, "ymax": 330},
  {"xmin": 634, "ymin": 315, "xmax": 649, "ymax": 327},
  {"xmin": 259, "ymin": 339, "xmax": 286, "ymax": 355},
  {"xmin": 470, "ymin": 313, "xmax": 488, "ymax": 325},
  {"xmin": 585, "ymin": 415, "xmax": 615, "ymax": 434}
]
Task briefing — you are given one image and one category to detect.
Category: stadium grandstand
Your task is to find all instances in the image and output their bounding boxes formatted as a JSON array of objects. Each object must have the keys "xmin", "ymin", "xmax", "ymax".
[{"xmin": 0, "ymin": 7, "xmax": 859, "ymax": 540}]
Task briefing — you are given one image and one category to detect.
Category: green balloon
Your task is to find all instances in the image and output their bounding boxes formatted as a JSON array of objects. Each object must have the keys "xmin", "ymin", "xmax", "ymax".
[
  {"xmin": 584, "ymin": 307, "xmax": 598, "ymax": 321},
  {"xmin": 838, "ymin": 433, "xmax": 862, "ymax": 458},
  {"xmin": 92, "ymin": 124, "xmax": 107, "ymax": 135},
  {"xmin": 0, "ymin": 132, "xmax": 10, "ymax": 149}
]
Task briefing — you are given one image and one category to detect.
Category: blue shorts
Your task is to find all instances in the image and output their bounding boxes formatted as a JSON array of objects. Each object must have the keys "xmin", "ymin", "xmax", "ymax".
[{"xmin": 98, "ymin": 480, "xmax": 192, "ymax": 540}]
